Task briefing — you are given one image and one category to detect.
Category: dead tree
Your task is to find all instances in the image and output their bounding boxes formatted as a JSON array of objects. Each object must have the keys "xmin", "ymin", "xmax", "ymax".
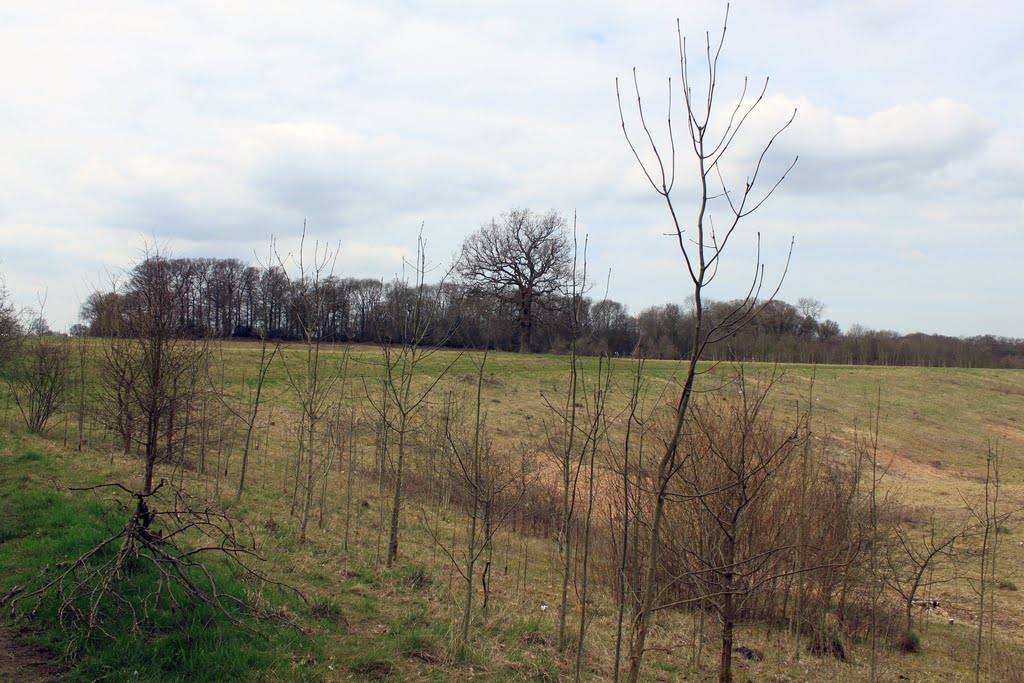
[
  {"xmin": 616, "ymin": 7, "xmax": 796, "ymax": 682},
  {"xmin": 6, "ymin": 480, "xmax": 301, "ymax": 637}
]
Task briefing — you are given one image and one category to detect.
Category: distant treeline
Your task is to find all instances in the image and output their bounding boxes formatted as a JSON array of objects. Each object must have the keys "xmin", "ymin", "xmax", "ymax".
[{"xmin": 75, "ymin": 256, "xmax": 1024, "ymax": 369}]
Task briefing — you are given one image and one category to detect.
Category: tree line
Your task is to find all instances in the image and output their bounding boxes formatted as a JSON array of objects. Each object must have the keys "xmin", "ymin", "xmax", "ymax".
[{"xmin": 73, "ymin": 255, "xmax": 1024, "ymax": 369}]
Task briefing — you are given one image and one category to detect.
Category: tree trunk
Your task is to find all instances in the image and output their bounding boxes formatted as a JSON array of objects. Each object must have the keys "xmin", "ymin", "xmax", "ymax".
[
  {"xmin": 719, "ymin": 590, "xmax": 735, "ymax": 683},
  {"xmin": 385, "ymin": 425, "xmax": 406, "ymax": 568},
  {"xmin": 518, "ymin": 295, "xmax": 532, "ymax": 353},
  {"xmin": 518, "ymin": 322, "xmax": 531, "ymax": 353},
  {"xmin": 299, "ymin": 419, "xmax": 316, "ymax": 542},
  {"xmin": 144, "ymin": 412, "xmax": 159, "ymax": 495}
]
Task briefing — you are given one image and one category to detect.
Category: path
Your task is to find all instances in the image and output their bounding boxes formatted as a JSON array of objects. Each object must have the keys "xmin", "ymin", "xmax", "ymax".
[{"xmin": 0, "ymin": 630, "xmax": 57, "ymax": 682}]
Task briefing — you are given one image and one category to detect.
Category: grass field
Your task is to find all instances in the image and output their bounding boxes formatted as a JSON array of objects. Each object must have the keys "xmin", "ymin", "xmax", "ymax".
[{"xmin": 1, "ymin": 341, "xmax": 1022, "ymax": 681}]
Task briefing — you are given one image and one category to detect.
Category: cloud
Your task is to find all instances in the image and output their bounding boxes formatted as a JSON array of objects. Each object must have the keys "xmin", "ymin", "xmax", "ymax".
[
  {"xmin": 713, "ymin": 95, "xmax": 992, "ymax": 197},
  {"xmin": 1, "ymin": 1, "xmax": 1023, "ymax": 336}
]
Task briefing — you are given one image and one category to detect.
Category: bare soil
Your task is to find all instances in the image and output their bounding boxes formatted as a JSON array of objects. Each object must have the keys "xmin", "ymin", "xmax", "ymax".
[{"xmin": 0, "ymin": 630, "xmax": 57, "ymax": 682}]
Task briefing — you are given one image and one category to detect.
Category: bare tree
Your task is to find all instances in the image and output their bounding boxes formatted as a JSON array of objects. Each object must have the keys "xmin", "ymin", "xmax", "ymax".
[
  {"xmin": 457, "ymin": 208, "xmax": 571, "ymax": 353},
  {"xmin": 98, "ymin": 244, "xmax": 209, "ymax": 495},
  {"xmin": 573, "ymin": 355, "xmax": 612, "ymax": 681},
  {"xmin": 668, "ymin": 371, "xmax": 803, "ymax": 683},
  {"xmin": 276, "ymin": 226, "xmax": 346, "ymax": 543},
  {"xmin": 211, "ymin": 241, "xmax": 283, "ymax": 502},
  {"xmin": 967, "ymin": 446, "xmax": 1012, "ymax": 683},
  {"xmin": 427, "ymin": 350, "xmax": 524, "ymax": 652},
  {"xmin": 7, "ymin": 335, "xmax": 73, "ymax": 434},
  {"xmin": 884, "ymin": 506, "xmax": 972, "ymax": 639},
  {"xmin": 616, "ymin": 8, "xmax": 796, "ymax": 682},
  {"xmin": 796, "ymin": 297, "xmax": 824, "ymax": 323},
  {"xmin": 368, "ymin": 232, "xmax": 461, "ymax": 568},
  {"xmin": 538, "ymin": 220, "xmax": 593, "ymax": 654}
]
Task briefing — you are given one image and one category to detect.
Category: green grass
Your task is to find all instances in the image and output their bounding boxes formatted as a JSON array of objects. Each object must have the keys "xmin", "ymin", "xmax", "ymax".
[{"xmin": 0, "ymin": 445, "xmax": 317, "ymax": 682}]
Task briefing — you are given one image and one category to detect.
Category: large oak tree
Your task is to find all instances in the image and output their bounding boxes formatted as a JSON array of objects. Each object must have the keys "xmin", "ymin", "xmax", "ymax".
[{"xmin": 457, "ymin": 208, "xmax": 571, "ymax": 353}]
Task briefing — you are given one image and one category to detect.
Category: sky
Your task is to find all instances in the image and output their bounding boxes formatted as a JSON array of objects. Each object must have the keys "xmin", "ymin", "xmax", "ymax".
[{"xmin": 1, "ymin": 1, "xmax": 1022, "ymax": 337}]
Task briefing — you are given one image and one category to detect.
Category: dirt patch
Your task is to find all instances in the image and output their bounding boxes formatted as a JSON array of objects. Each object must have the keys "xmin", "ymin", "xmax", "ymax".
[
  {"xmin": 0, "ymin": 630, "xmax": 59, "ymax": 682},
  {"xmin": 986, "ymin": 421, "xmax": 1024, "ymax": 443}
]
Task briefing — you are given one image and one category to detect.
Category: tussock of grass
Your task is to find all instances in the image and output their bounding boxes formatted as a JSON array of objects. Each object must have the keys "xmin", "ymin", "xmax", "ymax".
[{"xmin": 14, "ymin": 449, "xmax": 47, "ymax": 463}]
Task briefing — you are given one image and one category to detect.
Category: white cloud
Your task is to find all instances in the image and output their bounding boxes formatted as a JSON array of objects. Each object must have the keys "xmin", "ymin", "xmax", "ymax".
[
  {"xmin": 0, "ymin": 1, "xmax": 1023, "ymax": 336},
  {"xmin": 712, "ymin": 95, "xmax": 991, "ymax": 196}
]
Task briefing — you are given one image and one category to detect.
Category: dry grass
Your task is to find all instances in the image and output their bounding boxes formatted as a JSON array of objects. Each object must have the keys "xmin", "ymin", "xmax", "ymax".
[{"xmin": 3, "ymin": 343, "xmax": 1023, "ymax": 680}]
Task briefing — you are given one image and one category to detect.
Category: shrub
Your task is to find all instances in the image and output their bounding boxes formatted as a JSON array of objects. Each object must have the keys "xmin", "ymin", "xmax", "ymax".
[
  {"xmin": 808, "ymin": 630, "xmax": 847, "ymax": 661},
  {"xmin": 897, "ymin": 631, "xmax": 921, "ymax": 653}
]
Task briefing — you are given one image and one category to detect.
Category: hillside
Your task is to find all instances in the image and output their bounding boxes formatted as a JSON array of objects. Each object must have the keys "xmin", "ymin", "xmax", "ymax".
[{"xmin": 1, "ymin": 344, "xmax": 1022, "ymax": 682}]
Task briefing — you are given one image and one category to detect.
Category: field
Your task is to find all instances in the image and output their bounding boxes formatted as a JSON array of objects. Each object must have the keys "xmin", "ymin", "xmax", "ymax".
[{"xmin": 1, "ymin": 341, "xmax": 1022, "ymax": 682}]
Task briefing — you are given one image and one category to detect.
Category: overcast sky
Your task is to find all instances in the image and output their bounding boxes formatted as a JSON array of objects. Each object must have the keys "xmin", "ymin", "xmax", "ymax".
[{"xmin": 1, "ymin": 1, "xmax": 1022, "ymax": 337}]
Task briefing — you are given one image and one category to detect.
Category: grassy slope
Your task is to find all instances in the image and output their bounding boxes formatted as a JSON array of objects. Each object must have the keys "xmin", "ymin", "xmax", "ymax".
[{"xmin": 1, "ymin": 342, "xmax": 1022, "ymax": 681}]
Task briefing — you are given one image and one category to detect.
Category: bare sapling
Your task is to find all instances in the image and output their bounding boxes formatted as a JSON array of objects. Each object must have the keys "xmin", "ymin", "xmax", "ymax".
[
  {"xmin": 540, "ymin": 217, "xmax": 588, "ymax": 654},
  {"xmin": 276, "ymin": 224, "xmax": 347, "ymax": 543},
  {"xmin": 611, "ymin": 351, "xmax": 653, "ymax": 682},
  {"xmin": 6, "ymin": 297, "xmax": 72, "ymax": 435},
  {"xmin": 883, "ymin": 505, "xmax": 973, "ymax": 641},
  {"xmin": 965, "ymin": 445, "xmax": 1013, "ymax": 683},
  {"xmin": 574, "ymin": 354, "xmax": 613, "ymax": 682},
  {"xmin": 663, "ymin": 367, "xmax": 804, "ymax": 683},
  {"xmin": 7, "ymin": 332, "xmax": 73, "ymax": 435},
  {"xmin": 231, "ymin": 241, "xmax": 283, "ymax": 501},
  {"xmin": 425, "ymin": 350, "xmax": 524, "ymax": 652},
  {"xmin": 368, "ymin": 231, "xmax": 461, "ymax": 568},
  {"xmin": 617, "ymin": 7, "xmax": 796, "ymax": 681},
  {"xmin": 77, "ymin": 336, "xmax": 88, "ymax": 451}
]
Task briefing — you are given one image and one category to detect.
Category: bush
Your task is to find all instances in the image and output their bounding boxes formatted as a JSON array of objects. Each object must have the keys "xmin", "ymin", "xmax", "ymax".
[
  {"xmin": 897, "ymin": 631, "xmax": 921, "ymax": 653},
  {"xmin": 808, "ymin": 630, "xmax": 847, "ymax": 661}
]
